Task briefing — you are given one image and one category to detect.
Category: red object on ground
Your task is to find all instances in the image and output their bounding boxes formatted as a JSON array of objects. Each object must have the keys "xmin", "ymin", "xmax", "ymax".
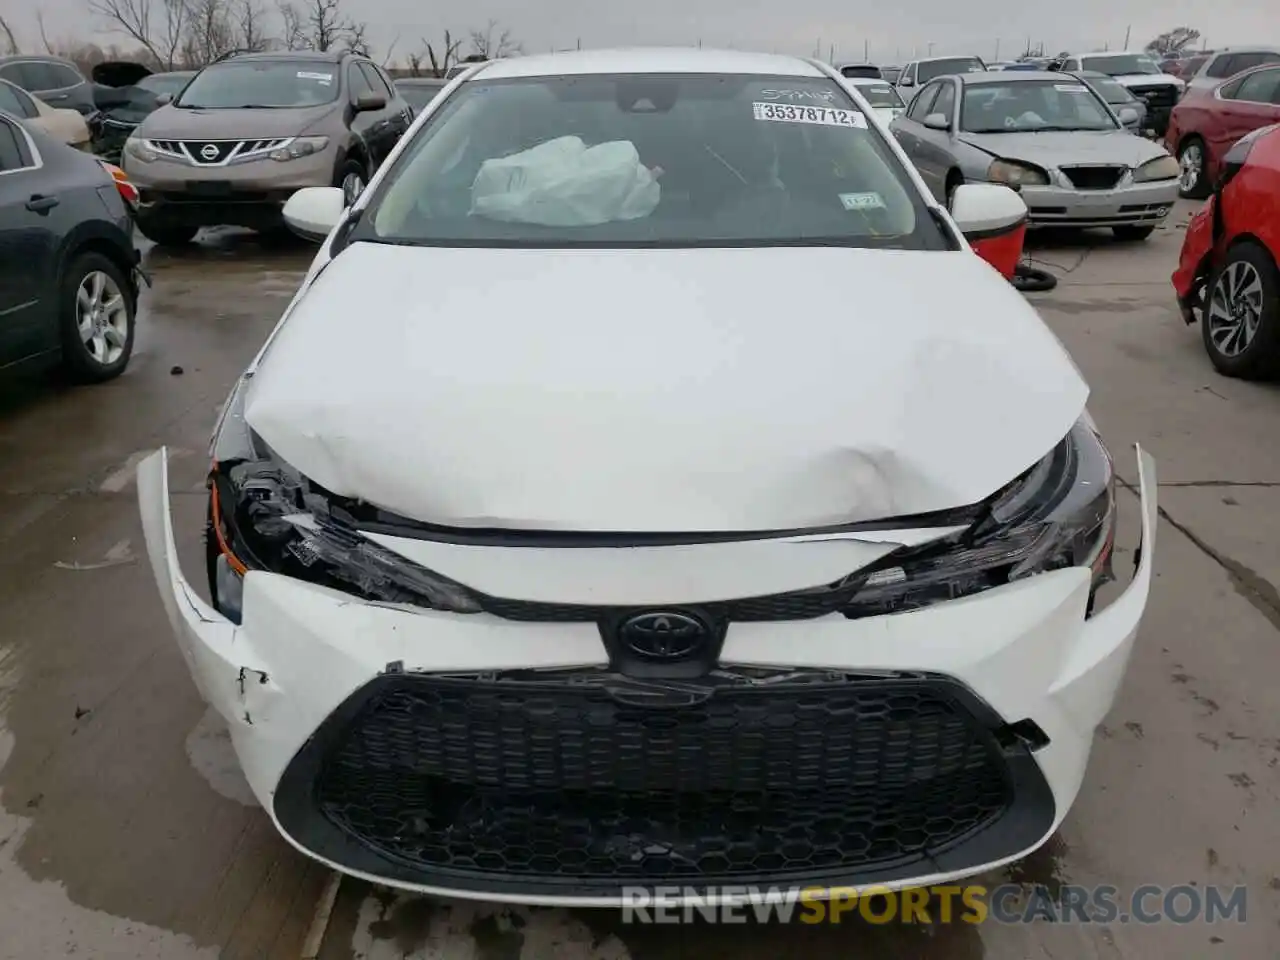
[{"xmin": 970, "ymin": 222, "xmax": 1027, "ymax": 281}]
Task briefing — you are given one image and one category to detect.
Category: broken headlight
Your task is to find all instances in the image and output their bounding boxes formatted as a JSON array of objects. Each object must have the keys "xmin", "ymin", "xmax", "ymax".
[
  {"xmin": 844, "ymin": 417, "xmax": 1116, "ymax": 618},
  {"xmin": 205, "ymin": 378, "xmax": 480, "ymax": 624}
]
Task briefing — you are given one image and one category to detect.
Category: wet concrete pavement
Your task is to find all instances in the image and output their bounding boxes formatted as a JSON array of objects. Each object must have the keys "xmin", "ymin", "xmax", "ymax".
[{"xmin": 1, "ymin": 210, "xmax": 1278, "ymax": 958}]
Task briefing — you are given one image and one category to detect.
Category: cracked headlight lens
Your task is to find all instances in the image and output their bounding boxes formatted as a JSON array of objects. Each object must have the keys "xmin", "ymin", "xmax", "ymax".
[
  {"xmin": 844, "ymin": 417, "xmax": 1116, "ymax": 618},
  {"xmin": 205, "ymin": 378, "xmax": 479, "ymax": 623}
]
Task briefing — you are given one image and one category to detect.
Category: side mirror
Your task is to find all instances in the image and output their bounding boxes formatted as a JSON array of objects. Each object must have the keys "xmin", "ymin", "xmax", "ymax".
[
  {"xmin": 283, "ymin": 186, "xmax": 347, "ymax": 242},
  {"xmin": 1117, "ymin": 105, "xmax": 1140, "ymax": 126},
  {"xmin": 950, "ymin": 182, "xmax": 1027, "ymax": 237},
  {"xmin": 923, "ymin": 112, "xmax": 951, "ymax": 131},
  {"xmin": 354, "ymin": 92, "xmax": 386, "ymax": 112},
  {"xmin": 900, "ymin": 78, "xmax": 915, "ymax": 87},
  {"xmin": 155, "ymin": 92, "xmax": 173, "ymax": 106}
]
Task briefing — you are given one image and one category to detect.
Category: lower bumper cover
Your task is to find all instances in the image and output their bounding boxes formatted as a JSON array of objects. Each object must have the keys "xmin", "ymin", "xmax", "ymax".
[
  {"xmin": 1022, "ymin": 179, "xmax": 1179, "ymax": 228},
  {"xmin": 137, "ymin": 446, "xmax": 1158, "ymax": 906}
]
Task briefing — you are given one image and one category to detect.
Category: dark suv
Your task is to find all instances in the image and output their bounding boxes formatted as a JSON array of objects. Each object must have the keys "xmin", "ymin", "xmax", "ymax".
[
  {"xmin": 120, "ymin": 51, "xmax": 412, "ymax": 243},
  {"xmin": 0, "ymin": 55, "xmax": 95, "ymax": 116}
]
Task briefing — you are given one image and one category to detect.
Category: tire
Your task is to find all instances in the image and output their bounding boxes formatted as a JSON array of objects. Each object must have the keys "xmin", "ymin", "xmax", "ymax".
[
  {"xmin": 1177, "ymin": 137, "xmax": 1210, "ymax": 200},
  {"xmin": 1201, "ymin": 241, "xmax": 1280, "ymax": 380},
  {"xmin": 336, "ymin": 158, "xmax": 368, "ymax": 207},
  {"xmin": 1112, "ymin": 225, "xmax": 1155, "ymax": 242},
  {"xmin": 134, "ymin": 214, "xmax": 198, "ymax": 246},
  {"xmin": 59, "ymin": 252, "xmax": 136, "ymax": 383}
]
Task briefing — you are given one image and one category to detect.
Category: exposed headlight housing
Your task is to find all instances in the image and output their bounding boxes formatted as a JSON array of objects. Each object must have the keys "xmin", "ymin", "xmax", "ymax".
[
  {"xmin": 843, "ymin": 417, "xmax": 1116, "ymax": 619},
  {"xmin": 987, "ymin": 159, "xmax": 1050, "ymax": 188},
  {"xmin": 269, "ymin": 136, "xmax": 329, "ymax": 161},
  {"xmin": 1132, "ymin": 154, "xmax": 1180, "ymax": 182},
  {"xmin": 205, "ymin": 376, "xmax": 480, "ymax": 623}
]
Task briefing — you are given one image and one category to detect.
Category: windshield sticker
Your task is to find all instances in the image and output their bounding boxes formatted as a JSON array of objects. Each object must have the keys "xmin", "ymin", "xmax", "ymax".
[
  {"xmin": 840, "ymin": 192, "xmax": 885, "ymax": 211},
  {"xmin": 1054, "ymin": 83, "xmax": 1088, "ymax": 93},
  {"xmin": 297, "ymin": 71, "xmax": 334, "ymax": 83},
  {"xmin": 757, "ymin": 88, "xmax": 839, "ymax": 103},
  {"xmin": 752, "ymin": 102, "xmax": 867, "ymax": 128}
]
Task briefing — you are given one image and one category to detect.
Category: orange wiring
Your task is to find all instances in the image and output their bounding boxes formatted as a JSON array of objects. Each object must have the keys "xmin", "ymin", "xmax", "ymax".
[{"xmin": 209, "ymin": 467, "xmax": 249, "ymax": 576}]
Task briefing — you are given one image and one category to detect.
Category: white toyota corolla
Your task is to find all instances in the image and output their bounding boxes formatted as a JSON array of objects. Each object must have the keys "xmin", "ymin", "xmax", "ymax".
[{"xmin": 139, "ymin": 48, "xmax": 1156, "ymax": 906}]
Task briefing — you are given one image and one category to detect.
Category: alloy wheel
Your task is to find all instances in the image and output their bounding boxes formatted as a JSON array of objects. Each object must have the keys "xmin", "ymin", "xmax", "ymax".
[
  {"xmin": 76, "ymin": 270, "xmax": 130, "ymax": 366},
  {"xmin": 1206, "ymin": 260, "xmax": 1265, "ymax": 358},
  {"xmin": 1179, "ymin": 143, "xmax": 1203, "ymax": 194}
]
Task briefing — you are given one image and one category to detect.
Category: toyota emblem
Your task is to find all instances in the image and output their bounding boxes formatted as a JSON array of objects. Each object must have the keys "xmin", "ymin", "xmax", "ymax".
[
  {"xmin": 619, "ymin": 612, "xmax": 708, "ymax": 661},
  {"xmin": 200, "ymin": 144, "xmax": 219, "ymax": 160}
]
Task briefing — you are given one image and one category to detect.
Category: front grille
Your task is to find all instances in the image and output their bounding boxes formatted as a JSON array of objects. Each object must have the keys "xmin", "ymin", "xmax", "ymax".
[
  {"xmin": 1060, "ymin": 165, "xmax": 1127, "ymax": 190},
  {"xmin": 150, "ymin": 139, "xmax": 288, "ymax": 164},
  {"xmin": 1127, "ymin": 84, "xmax": 1179, "ymax": 110},
  {"xmin": 276, "ymin": 670, "xmax": 1055, "ymax": 895},
  {"xmin": 476, "ymin": 580, "xmax": 863, "ymax": 622}
]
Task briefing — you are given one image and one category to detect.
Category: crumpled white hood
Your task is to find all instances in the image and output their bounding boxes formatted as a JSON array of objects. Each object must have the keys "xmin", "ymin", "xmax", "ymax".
[{"xmin": 245, "ymin": 242, "xmax": 1087, "ymax": 532}]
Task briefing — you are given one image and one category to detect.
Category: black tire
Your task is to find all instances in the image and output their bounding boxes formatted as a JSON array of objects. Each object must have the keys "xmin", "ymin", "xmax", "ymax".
[
  {"xmin": 335, "ymin": 157, "xmax": 368, "ymax": 207},
  {"xmin": 944, "ymin": 171, "xmax": 963, "ymax": 208},
  {"xmin": 59, "ymin": 252, "xmax": 137, "ymax": 383},
  {"xmin": 1112, "ymin": 224, "xmax": 1155, "ymax": 242},
  {"xmin": 1201, "ymin": 241, "xmax": 1280, "ymax": 380},
  {"xmin": 1177, "ymin": 136, "xmax": 1211, "ymax": 200},
  {"xmin": 134, "ymin": 214, "xmax": 198, "ymax": 246}
]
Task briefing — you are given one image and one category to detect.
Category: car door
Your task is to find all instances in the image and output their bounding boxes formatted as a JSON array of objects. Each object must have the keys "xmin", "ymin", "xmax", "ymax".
[
  {"xmin": 0, "ymin": 115, "xmax": 61, "ymax": 367},
  {"xmin": 1212, "ymin": 68, "xmax": 1280, "ymax": 157},
  {"xmin": 346, "ymin": 61, "xmax": 388, "ymax": 169},
  {"xmin": 357, "ymin": 62, "xmax": 408, "ymax": 165},
  {"xmin": 907, "ymin": 79, "xmax": 958, "ymax": 200}
]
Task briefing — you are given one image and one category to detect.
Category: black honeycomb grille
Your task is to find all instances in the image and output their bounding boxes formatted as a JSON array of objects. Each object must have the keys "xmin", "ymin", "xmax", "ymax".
[{"xmin": 310, "ymin": 672, "xmax": 1014, "ymax": 885}]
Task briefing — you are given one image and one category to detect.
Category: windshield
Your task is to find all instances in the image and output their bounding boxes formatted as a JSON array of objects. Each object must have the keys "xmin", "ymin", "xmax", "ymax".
[
  {"xmin": 960, "ymin": 80, "xmax": 1119, "ymax": 132},
  {"xmin": 138, "ymin": 73, "xmax": 192, "ymax": 97},
  {"xmin": 396, "ymin": 81, "xmax": 446, "ymax": 111},
  {"xmin": 854, "ymin": 82, "xmax": 904, "ymax": 108},
  {"xmin": 918, "ymin": 58, "xmax": 986, "ymax": 83},
  {"xmin": 1083, "ymin": 75, "xmax": 1135, "ymax": 104},
  {"xmin": 175, "ymin": 61, "xmax": 339, "ymax": 108},
  {"xmin": 362, "ymin": 73, "xmax": 943, "ymax": 250},
  {"xmin": 881, "ymin": 67, "xmax": 902, "ymax": 83},
  {"xmin": 1081, "ymin": 54, "xmax": 1160, "ymax": 76}
]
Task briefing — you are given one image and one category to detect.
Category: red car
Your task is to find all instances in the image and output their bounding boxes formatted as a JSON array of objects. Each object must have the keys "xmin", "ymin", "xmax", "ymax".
[
  {"xmin": 1165, "ymin": 63, "xmax": 1280, "ymax": 198},
  {"xmin": 1173, "ymin": 123, "xmax": 1280, "ymax": 379}
]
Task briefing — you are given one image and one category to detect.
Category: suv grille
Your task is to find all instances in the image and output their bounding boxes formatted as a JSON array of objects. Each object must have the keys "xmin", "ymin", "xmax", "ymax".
[
  {"xmin": 150, "ymin": 139, "xmax": 289, "ymax": 164},
  {"xmin": 1126, "ymin": 84, "xmax": 1179, "ymax": 110},
  {"xmin": 275, "ymin": 670, "xmax": 1054, "ymax": 893},
  {"xmin": 1060, "ymin": 165, "xmax": 1127, "ymax": 190}
]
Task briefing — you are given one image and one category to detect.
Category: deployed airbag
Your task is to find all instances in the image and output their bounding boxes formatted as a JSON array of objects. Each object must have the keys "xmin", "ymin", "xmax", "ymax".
[{"xmin": 470, "ymin": 136, "xmax": 660, "ymax": 227}]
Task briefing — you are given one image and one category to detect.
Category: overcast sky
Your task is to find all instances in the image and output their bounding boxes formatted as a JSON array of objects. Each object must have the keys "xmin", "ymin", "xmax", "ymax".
[{"xmin": 1, "ymin": 0, "xmax": 1273, "ymax": 65}]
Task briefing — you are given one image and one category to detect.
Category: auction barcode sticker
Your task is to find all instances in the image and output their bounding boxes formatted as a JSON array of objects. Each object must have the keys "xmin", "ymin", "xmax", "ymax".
[{"xmin": 753, "ymin": 102, "xmax": 867, "ymax": 128}]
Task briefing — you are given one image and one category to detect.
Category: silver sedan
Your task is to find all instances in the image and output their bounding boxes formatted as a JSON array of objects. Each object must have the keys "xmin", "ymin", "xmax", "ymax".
[{"xmin": 890, "ymin": 71, "xmax": 1180, "ymax": 240}]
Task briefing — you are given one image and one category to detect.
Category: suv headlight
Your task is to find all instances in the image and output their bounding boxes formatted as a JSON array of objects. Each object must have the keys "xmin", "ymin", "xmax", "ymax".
[
  {"xmin": 1132, "ymin": 154, "xmax": 1179, "ymax": 182},
  {"xmin": 205, "ymin": 376, "xmax": 480, "ymax": 623},
  {"xmin": 843, "ymin": 417, "xmax": 1116, "ymax": 619},
  {"xmin": 269, "ymin": 136, "xmax": 329, "ymax": 161},
  {"xmin": 123, "ymin": 136, "xmax": 158, "ymax": 163},
  {"xmin": 987, "ymin": 159, "xmax": 1050, "ymax": 188}
]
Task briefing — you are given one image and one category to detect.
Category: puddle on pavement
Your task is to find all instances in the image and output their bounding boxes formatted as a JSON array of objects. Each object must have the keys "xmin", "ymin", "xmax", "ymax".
[{"xmin": 184, "ymin": 706, "xmax": 258, "ymax": 807}]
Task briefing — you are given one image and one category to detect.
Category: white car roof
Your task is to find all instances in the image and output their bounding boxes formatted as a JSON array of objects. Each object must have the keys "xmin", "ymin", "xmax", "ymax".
[
  {"xmin": 475, "ymin": 47, "xmax": 827, "ymax": 79},
  {"xmin": 844, "ymin": 76, "xmax": 891, "ymax": 85}
]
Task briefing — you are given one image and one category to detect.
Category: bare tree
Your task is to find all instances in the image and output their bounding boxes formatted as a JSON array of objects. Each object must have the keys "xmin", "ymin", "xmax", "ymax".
[
  {"xmin": 422, "ymin": 28, "xmax": 462, "ymax": 76},
  {"xmin": 274, "ymin": 0, "xmax": 365, "ymax": 53},
  {"xmin": 87, "ymin": 0, "xmax": 189, "ymax": 69},
  {"xmin": 468, "ymin": 19, "xmax": 520, "ymax": 59},
  {"xmin": 182, "ymin": 0, "xmax": 235, "ymax": 65},
  {"xmin": 235, "ymin": 0, "xmax": 271, "ymax": 51},
  {"xmin": 0, "ymin": 13, "xmax": 20, "ymax": 55},
  {"xmin": 1145, "ymin": 26, "xmax": 1201, "ymax": 57},
  {"xmin": 276, "ymin": 0, "xmax": 305, "ymax": 49},
  {"xmin": 35, "ymin": 10, "xmax": 56, "ymax": 53}
]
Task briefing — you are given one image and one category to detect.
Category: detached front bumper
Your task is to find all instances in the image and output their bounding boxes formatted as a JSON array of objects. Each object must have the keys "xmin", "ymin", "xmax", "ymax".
[
  {"xmin": 138, "ymin": 447, "xmax": 1157, "ymax": 907},
  {"xmin": 1021, "ymin": 179, "xmax": 1179, "ymax": 228}
]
